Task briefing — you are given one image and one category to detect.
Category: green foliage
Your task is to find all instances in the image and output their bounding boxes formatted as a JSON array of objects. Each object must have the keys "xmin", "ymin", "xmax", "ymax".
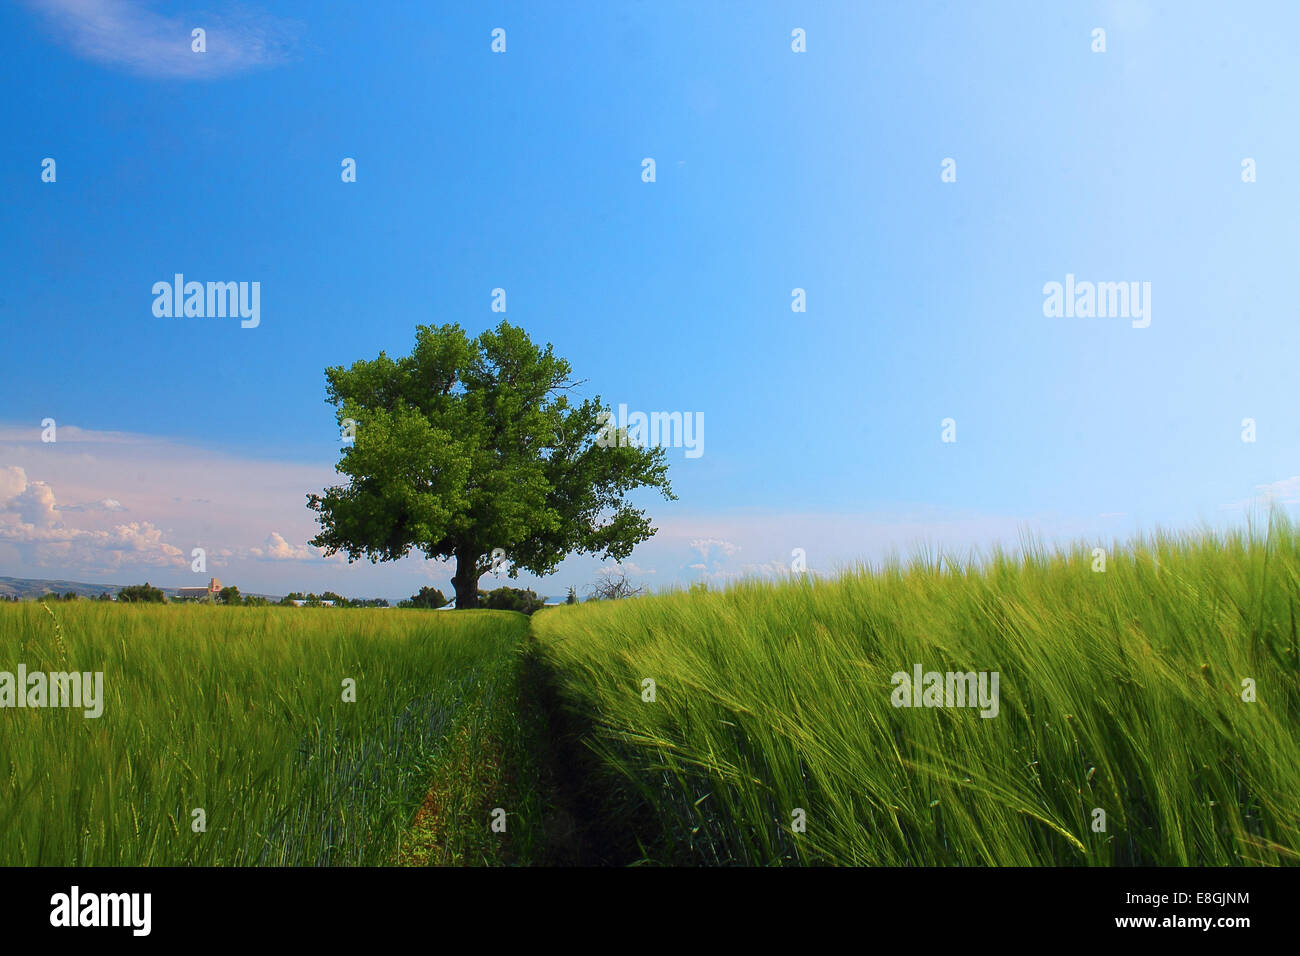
[
  {"xmin": 38, "ymin": 592, "xmax": 80, "ymax": 603},
  {"xmin": 308, "ymin": 321, "xmax": 675, "ymax": 608},
  {"xmin": 534, "ymin": 518, "xmax": 1300, "ymax": 866},
  {"xmin": 398, "ymin": 586, "xmax": 448, "ymax": 610},
  {"xmin": 116, "ymin": 582, "xmax": 166, "ymax": 604},
  {"xmin": 565, "ymin": 587, "xmax": 578, "ymax": 605},
  {"xmin": 277, "ymin": 591, "xmax": 389, "ymax": 608},
  {"xmin": 479, "ymin": 586, "xmax": 545, "ymax": 615},
  {"xmin": 218, "ymin": 586, "xmax": 242, "ymax": 606}
]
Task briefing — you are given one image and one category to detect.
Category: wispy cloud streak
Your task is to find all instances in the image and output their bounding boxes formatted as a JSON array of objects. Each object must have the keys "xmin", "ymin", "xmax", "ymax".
[{"xmin": 24, "ymin": 0, "xmax": 300, "ymax": 79}]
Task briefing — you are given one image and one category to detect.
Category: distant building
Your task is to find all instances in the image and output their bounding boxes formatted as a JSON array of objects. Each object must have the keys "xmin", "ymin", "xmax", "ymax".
[
  {"xmin": 176, "ymin": 577, "xmax": 222, "ymax": 602},
  {"xmin": 290, "ymin": 599, "xmax": 335, "ymax": 607}
]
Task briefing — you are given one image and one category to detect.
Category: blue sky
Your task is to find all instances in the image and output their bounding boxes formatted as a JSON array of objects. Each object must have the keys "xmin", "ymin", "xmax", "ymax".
[{"xmin": 1, "ymin": 0, "xmax": 1297, "ymax": 601}]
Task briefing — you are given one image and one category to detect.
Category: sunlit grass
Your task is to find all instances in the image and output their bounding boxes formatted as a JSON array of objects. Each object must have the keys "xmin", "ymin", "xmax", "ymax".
[{"xmin": 532, "ymin": 516, "xmax": 1300, "ymax": 865}]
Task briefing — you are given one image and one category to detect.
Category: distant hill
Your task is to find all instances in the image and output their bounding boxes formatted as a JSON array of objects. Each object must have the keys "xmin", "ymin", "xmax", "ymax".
[
  {"xmin": 0, "ymin": 576, "xmax": 282, "ymax": 602},
  {"xmin": 0, "ymin": 576, "xmax": 123, "ymax": 600}
]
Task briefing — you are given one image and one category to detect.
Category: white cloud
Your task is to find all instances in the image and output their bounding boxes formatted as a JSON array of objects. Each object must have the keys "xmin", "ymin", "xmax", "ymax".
[
  {"xmin": 693, "ymin": 559, "xmax": 797, "ymax": 585},
  {"xmin": 1251, "ymin": 476, "xmax": 1300, "ymax": 506},
  {"xmin": 0, "ymin": 425, "xmax": 164, "ymax": 445},
  {"xmin": 23, "ymin": 0, "xmax": 301, "ymax": 79},
  {"xmin": 1222, "ymin": 476, "xmax": 1300, "ymax": 513},
  {"xmin": 598, "ymin": 560, "xmax": 654, "ymax": 576},
  {"xmin": 0, "ymin": 431, "xmax": 325, "ymax": 579},
  {"xmin": 249, "ymin": 532, "xmax": 320, "ymax": 562},
  {"xmin": 0, "ymin": 466, "xmax": 26, "ymax": 501},
  {"xmin": 689, "ymin": 537, "xmax": 741, "ymax": 564},
  {"xmin": 57, "ymin": 497, "xmax": 128, "ymax": 513},
  {"xmin": 0, "ymin": 465, "xmax": 184, "ymax": 570}
]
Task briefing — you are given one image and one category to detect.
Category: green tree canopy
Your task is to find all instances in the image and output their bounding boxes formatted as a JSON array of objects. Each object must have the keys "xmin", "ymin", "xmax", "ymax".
[
  {"xmin": 117, "ymin": 583, "xmax": 166, "ymax": 603},
  {"xmin": 398, "ymin": 586, "xmax": 449, "ymax": 609},
  {"xmin": 308, "ymin": 322, "xmax": 674, "ymax": 607},
  {"xmin": 480, "ymin": 586, "xmax": 545, "ymax": 615}
]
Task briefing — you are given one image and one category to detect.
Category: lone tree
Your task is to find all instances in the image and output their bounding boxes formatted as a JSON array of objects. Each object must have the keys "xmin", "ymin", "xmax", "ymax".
[
  {"xmin": 308, "ymin": 322, "xmax": 675, "ymax": 608},
  {"xmin": 587, "ymin": 566, "xmax": 648, "ymax": 601}
]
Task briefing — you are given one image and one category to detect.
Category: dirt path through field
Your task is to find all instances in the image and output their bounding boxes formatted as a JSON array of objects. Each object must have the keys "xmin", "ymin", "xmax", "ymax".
[{"xmin": 396, "ymin": 614, "xmax": 644, "ymax": 866}]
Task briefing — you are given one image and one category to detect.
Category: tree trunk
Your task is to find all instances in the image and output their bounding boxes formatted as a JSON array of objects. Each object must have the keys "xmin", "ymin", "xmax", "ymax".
[{"xmin": 451, "ymin": 548, "xmax": 481, "ymax": 609}]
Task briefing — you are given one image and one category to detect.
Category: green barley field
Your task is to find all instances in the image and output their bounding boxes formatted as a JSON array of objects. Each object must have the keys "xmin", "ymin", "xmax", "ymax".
[
  {"xmin": 3, "ymin": 520, "xmax": 1299, "ymax": 866},
  {"xmin": 532, "ymin": 518, "xmax": 1300, "ymax": 866},
  {"xmin": 0, "ymin": 604, "xmax": 537, "ymax": 866}
]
